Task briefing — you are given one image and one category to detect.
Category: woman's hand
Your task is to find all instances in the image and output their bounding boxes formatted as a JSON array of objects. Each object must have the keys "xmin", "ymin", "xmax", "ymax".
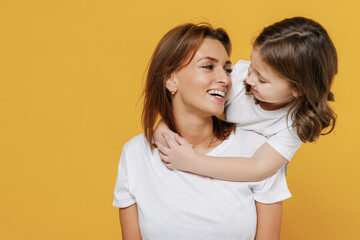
[{"xmin": 155, "ymin": 132, "xmax": 198, "ymax": 172}]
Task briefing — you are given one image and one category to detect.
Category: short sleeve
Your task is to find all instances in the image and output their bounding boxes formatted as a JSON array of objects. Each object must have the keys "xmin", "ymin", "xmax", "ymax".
[
  {"xmin": 267, "ymin": 126, "xmax": 302, "ymax": 161},
  {"xmin": 226, "ymin": 60, "xmax": 250, "ymax": 107},
  {"xmin": 251, "ymin": 167, "xmax": 291, "ymax": 204},
  {"xmin": 112, "ymin": 147, "xmax": 136, "ymax": 208}
]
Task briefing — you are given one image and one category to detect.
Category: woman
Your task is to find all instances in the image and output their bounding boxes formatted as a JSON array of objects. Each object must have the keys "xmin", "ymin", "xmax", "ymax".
[{"xmin": 113, "ymin": 23, "xmax": 291, "ymax": 239}]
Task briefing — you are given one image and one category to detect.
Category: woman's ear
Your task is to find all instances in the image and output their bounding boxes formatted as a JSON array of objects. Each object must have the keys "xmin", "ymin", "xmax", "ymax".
[
  {"xmin": 292, "ymin": 86, "xmax": 303, "ymax": 98},
  {"xmin": 165, "ymin": 74, "xmax": 178, "ymax": 95},
  {"xmin": 292, "ymin": 87, "xmax": 302, "ymax": 98},
  {"xmin": 292, "ymin": 89, "xmax": 299, "ymax": 98}
]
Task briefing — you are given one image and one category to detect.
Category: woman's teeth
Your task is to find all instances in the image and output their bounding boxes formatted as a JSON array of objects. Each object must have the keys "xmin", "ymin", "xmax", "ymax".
[{"xmin": 207, "ymin": 90, "xmax": 225, "ymax": 98}]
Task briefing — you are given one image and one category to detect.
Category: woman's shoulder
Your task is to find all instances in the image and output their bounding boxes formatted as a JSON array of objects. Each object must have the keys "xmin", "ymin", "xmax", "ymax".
[
  {"xmin": 123, "ymin": 133, "xmax": 151, "ymax": 153},
  {"xmin": 120, "ymin": 134, "xmax": 157, "ymax": 167}
]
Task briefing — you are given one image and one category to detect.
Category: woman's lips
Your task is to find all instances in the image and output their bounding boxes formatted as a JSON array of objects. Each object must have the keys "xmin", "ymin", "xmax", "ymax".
[{"xmin": 208, "ymin": 94, "xmax": 225, "ymax": 102}]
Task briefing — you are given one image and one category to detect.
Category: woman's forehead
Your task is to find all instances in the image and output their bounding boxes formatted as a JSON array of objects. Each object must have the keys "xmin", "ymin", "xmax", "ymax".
[{"xmin": 192, "ymin": 38, "xmax": 230, "ymax": 62}]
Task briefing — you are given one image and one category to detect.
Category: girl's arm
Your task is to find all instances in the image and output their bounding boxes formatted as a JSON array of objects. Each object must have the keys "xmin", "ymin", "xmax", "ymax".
[
  {"xmin": 119, "ymin": 204, "xmax": 142, "ymax": 240},
  {"xmin": 155, "ymin": 130, "xmax": 288, "ymax": 182},
  {"xmin": 255, "ymin": 201, "xmax": 283, "ymax": 240}
]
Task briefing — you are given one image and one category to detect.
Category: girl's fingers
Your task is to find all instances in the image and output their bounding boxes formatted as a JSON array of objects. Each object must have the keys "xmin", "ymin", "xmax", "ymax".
[
  {"xmin": 156, "ymin": 141, "xmax": 171, "ymax": 156},
  {"xmin": 165, "ymin": 163, "xmax": 174, "ymax": 170},
  {"xmin": 158, "ymin": 151, "xmax": 170, "ymax": 162},
  {"xmin": 159, "ymin": 156, "xmax": 174, "ymax": 170},
  {"xmin": 174, "ymin": 134, "xmax": 192, "ymax": 147},
  {"xmin": 162, "ymin": 132, "xmax": 179, "ymax": 149}
]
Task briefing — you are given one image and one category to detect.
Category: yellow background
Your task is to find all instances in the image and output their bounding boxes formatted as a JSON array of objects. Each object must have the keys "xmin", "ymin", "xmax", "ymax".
[{"xmin": 1, "ymin": 0, "xmax": 359, "ymax": 239}]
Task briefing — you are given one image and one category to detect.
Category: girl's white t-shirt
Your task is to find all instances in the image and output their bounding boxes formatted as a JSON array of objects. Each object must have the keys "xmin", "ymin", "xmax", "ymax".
[
  {"xmin": 113, "ymin": 128, "xmax": 291, "ymax": 240},
  {"xmin": 226, "ymin": 60, "xmax": 302, "ymax": 161}
]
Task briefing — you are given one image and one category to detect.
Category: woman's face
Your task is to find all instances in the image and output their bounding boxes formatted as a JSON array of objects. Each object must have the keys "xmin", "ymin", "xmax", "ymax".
[{"xmin": 166, "ymin": 38, "xmax": 232, "ymax": 118}]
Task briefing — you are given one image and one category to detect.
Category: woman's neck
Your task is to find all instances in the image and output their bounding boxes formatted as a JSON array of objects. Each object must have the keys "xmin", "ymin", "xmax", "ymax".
[{"xmin": 173, "ymin": 111, "xmax": 217, "ymax": 154}]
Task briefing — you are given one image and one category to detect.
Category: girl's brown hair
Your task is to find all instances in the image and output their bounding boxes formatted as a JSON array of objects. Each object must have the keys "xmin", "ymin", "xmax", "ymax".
[
  {"xmin": 253, "ymin": 17, "xmax": 338, "ymax": 142},
  {"xmin": 142, "ymin": 23, "xmax": 235, "ymax": 147}
]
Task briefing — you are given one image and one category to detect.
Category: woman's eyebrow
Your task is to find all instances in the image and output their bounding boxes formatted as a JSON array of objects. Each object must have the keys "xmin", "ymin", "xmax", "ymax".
[
  {"xmin": 197, "ymin": 57, "xmax": 232, "ymax": 65},
  {"xmin": 197, "ymin": 56, "xmax": 218, "ymax": 62}
]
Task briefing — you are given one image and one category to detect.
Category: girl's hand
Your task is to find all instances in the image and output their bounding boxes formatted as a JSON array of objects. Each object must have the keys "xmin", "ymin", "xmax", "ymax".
[
  {"xmin": 153, "ymin": 120, "xmax": 175, "ymax": 146},
  {"xmin": 155, "ymin": 132, "xmax": 198, "ymax": 172}
]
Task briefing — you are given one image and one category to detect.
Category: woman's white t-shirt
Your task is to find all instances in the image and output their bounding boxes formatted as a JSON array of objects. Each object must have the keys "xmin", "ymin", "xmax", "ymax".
[{"xmin": 113, "ymin": 127, "xmax": 291, "ymax": 240}]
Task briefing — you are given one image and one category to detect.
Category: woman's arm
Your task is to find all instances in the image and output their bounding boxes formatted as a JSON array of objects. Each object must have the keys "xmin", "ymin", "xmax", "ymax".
[
  {"xmin": 156, "ymin": 129, "xmax": 288, "ymax": 181},
  {"xmin": 255, "ymin": 201, "xmax": 283, "ymax": 240},
  {"xmin": 119, "ymin": 204, "xmax": 142, "ymax": 240}
]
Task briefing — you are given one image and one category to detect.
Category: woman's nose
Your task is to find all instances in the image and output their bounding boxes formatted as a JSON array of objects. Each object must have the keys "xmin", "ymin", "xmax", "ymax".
[{"xmin": 217, "ymin": 70, "xmax": 231, "ymax": 86}]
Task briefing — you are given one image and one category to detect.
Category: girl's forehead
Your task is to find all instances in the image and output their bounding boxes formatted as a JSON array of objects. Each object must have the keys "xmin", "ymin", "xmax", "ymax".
[
  {"xmin": 251, "ymin": 49, "xmax": 269, "ymax": 71},
  {"xmin": 250, "ymin": 48, "xmax": 288, "ymax": 82}
]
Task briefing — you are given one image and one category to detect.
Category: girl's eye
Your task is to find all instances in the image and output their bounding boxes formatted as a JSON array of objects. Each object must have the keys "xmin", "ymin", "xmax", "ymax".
[{"xmin": 202, "ymin": 65, "xmax": 214, "ymax": 70}]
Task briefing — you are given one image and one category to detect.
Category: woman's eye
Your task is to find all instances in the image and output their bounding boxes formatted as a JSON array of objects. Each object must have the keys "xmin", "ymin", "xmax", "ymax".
[
  {"xmin": 225, "ymin": 68, "xmax": 233, "ymax": 74},
  {"xmin": 202, "ymin": 65, "xmax": 214, "ymax": 70}
]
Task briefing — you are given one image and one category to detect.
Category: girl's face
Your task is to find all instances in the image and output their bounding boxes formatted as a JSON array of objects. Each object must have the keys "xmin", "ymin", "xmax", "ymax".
[
  {"xmin": 245, "ymin": 47, "xmax": 298, "ymax": 110},
  {"xmin": 166, "ymin": 38, "xmax": 232, "ymax": 117}
]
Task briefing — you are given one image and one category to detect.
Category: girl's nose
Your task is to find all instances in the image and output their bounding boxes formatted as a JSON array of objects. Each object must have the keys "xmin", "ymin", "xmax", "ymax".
[{"xmin": 245, "ymin": 74, "xmax": 255, "ymax": 86}]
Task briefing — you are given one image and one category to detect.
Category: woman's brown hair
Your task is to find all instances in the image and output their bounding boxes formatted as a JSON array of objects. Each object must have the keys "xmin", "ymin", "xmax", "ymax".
[
  {"xmin": 142, "ymin": 23, "xmax": 235, "ymax": 147},
  {"xmin": 253, "ymin": 17, "xmax": 338, "ymax": 142}
]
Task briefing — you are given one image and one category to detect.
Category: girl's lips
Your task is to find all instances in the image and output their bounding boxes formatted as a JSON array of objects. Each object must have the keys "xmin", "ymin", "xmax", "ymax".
[{"xmin": 251, "ymin": 88, "xmax": 258, "ymax": 94}]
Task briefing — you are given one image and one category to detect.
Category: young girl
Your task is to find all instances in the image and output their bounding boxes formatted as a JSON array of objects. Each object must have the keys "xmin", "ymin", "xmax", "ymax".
[{"xmin": 155, "ymin": 16, "xmax": 338, "ymax": 181}]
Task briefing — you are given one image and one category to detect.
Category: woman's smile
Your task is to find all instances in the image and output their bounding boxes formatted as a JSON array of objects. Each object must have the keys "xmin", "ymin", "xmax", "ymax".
[{"xmin": 207, "ymin": 88, "xmax": 227, "ymax": 102}]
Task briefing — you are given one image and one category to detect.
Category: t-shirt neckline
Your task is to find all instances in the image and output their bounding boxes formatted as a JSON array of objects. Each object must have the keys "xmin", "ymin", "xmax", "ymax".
[
  {"xmin": 254, "ymin": 101, "xmax": 290, "ymax": 118},
  {"xmin": 206, "ymin": 130, "xmax": 235, "ymax": 157}
]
